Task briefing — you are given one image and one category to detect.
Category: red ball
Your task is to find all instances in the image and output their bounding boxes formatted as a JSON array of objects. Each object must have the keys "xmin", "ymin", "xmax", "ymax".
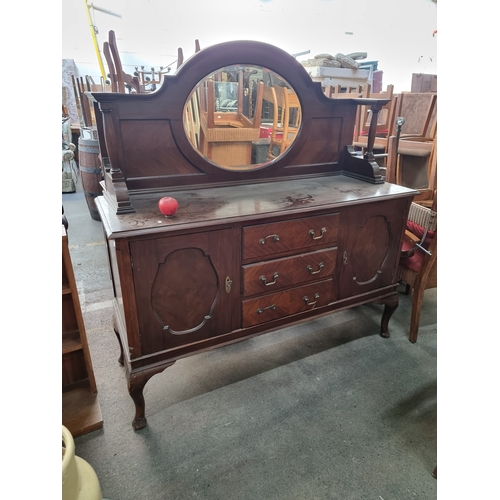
[{"xmin": 158, "ymin": 196, "xmax": 178, "ymax": 216}]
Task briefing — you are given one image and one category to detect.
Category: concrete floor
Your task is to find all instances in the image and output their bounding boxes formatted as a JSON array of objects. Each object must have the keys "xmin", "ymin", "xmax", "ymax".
[{"xmin": 62, "ymin": 174, "xmax": 437, "ymax": 500}]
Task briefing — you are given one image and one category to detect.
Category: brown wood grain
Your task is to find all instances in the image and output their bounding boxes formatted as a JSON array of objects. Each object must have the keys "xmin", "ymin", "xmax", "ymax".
[
  {"xmin": 242, "ymin": 279, "xmax": 333, "ymax": 328},
  {"xmin": 243, "ymin": 213, "xmax": 339, "ymax": 259},
  {"xmin": 242, "ymin": 248, "xmax": 337, "ymax": 297}
]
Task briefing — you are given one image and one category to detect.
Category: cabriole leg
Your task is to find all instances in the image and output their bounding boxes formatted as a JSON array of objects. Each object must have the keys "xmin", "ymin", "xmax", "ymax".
[
  {"xmin": 112, "ymin": 315, "xmax": 125, "ymax": 365},
  {"xmin": 379, "ymin": 293, "xmax": 399, "ymax": 338},
  {"xmin": 127, "ymin": 362, "xmax": 175, "ymax": 430}
]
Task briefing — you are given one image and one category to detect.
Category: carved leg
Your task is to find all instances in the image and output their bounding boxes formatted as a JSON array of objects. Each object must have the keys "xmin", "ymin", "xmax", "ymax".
[
  {"xmin": 379, "ymin": 293, "xmax": 399, "ymax": 338},
  {"xmin": 127, "ymin": 362, "xmax": 175, "ymax": 430},
  {"xmin": 112, "ymin": 315, "xmax": 125, "ymax": 365},
  {"xmin": 128, "ymin": 373, "xmax": 147, "ymax": 430}
]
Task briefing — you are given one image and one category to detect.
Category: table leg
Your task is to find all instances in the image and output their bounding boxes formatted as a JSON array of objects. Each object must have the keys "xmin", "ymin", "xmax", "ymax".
[
  {"xmin": 127, "ymin": 362, "xmax": 175, "ymax": 430},
  {"xmin": 379, "ymin": 293, "xmax": 399, "ymax": 338}
]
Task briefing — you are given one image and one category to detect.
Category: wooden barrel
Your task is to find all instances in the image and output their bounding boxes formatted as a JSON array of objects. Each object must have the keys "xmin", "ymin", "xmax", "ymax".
[{"xmin": 78, "ymin": 137, "xmax": 103, "ymax": 221}]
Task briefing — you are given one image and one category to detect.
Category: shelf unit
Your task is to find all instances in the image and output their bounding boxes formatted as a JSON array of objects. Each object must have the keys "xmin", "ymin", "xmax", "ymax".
[{"xmin": 62, "ymin": 224, "xmax": 103, "ymax": 437}]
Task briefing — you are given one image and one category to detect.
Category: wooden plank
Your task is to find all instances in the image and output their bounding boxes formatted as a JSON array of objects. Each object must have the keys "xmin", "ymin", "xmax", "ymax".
[
  {"xmin": 62, "ymin": 388, "xmax": 103, "ymax": 438},
  {"xmin": 62, "ymin": 331, "xmax": 83, "ymax": 354}
]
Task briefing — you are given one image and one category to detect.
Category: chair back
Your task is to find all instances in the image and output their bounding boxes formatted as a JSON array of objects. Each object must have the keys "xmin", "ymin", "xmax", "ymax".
[{"xmin": 391, "ymin": 92, "xmax": 437, "ymax": 139}]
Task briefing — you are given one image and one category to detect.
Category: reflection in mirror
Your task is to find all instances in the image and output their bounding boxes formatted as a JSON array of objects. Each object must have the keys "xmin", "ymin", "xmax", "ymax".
[{"xmin": 183, "ymin": 66, "xmax": 301, "ymax": 171}]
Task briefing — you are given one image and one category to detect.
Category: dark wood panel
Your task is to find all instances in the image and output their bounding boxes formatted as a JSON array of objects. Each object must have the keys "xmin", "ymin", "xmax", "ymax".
[
  {"xmin": 120, "ymin": 120, "xmax": 202, "ymax": 178},
  {"xmin": 62, "ymin": 350, "xmax": 88, "ymax": 387},
  {"xmin": 289, "ymin": 117, "xmax": 343, "ymax": 165},
  {"xmin": 127, "ymin": 284, "xmax": 399, "ymax": 370},
  {"xmin": 62, "ymin": 294, "xmax": 78, "ymax": 335},
  {"xmin": 242, "ymin": 247, "xmax": 337, "ymax": 297},
  {"xmin": 130, "ymin": 230, "xmax": 235, "ymax": 354},
  {"xmin": 338, "ymin": 198, "xmax": 411, "ymax": 298},
  {"xmin": 243, "ymin": 213, "xmax": 339, "ymax": 260},
  {"xmin": 242, "ymin": 279, "xmax": 333, "ymax": 328},
  {"xmin": 151, "ymin": 248, "xmax": 218, "ymax": 334},
  {"xmin": 288, "ymin": 280, "xmax": 333, "ymax": 312}
]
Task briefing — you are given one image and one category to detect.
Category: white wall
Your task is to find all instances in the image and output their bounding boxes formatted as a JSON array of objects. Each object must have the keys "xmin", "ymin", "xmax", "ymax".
[{"xmin": 62, "ymin": 0, "xmax": 437, "ymax": 93}]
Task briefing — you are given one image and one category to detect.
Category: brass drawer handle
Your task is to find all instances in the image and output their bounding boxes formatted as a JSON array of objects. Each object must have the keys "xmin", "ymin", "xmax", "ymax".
[
  {"xmin": 257, "ymin": 304, "xmax": 276, "ymax": 314},
  {"xmin": 309, "ymin": 227, "xmax": 326, "ymax": 240},
  {"xmin": 260, "ymin": 272, "xmax": 279, "ymax": 286},
  {"xmin": 303, "ymin": 293, "xmax": 320, "ymax": 306},
  {"xmin": 259, "ymin": 234, "xmax": 280, "ymax": 245},
  {"xmin": 306, "ymin": 262, "xmax": 324, "ymax": 275}
]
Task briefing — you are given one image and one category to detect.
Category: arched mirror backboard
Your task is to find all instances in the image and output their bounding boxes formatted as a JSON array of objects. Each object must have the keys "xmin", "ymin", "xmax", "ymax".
[
  {"xmin": 91, "ymin": 40, "xmax": 387, "ymax": 214},
  {"xmin": 183, "ymin": 65, "xmax": 301, "ymax": 171}
]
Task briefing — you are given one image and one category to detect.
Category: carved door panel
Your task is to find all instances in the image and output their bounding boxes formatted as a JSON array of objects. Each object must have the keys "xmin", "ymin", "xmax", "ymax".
[
  {"xmin": 338, "ymin": 199, "xmax": 409, "ymax": 299},
  {"xmin": 130, "ymin": 230, "xmax": 237, "ymax": 355}
]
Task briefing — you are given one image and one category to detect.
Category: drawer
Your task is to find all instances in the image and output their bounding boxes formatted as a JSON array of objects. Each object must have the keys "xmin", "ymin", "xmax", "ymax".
[
  {"xmin": 243, "ymin": 213, "xmax": 340, "ymax": 260},
  {"xmin": 242, "ymin": 279, "xmax": 333, "ymax": 328},
  {"xmin": 242, "ymin": 248, "xmax": 337, "ymax": 297}
]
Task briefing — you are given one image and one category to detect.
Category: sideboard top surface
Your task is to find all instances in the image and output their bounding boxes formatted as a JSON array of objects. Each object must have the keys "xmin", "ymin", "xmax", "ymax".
[{"xmin": 97, "ymin": 175, "xmax": 417, "ymax": 238}]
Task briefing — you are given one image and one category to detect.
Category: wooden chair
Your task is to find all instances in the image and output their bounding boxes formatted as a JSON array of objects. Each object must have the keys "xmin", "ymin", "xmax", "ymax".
[
  {"xmin": 386, "ymin": 132, "xmax": 437, "ymax": 207},
  {"xmin": 324, "ymin": 84, "xmax": 369, "ymax": 98},
  {"xmin": 72, "ymin": 75, "xmax": 94, "ymax": 128},
  {"xmin": 263, "ymin": 85, "xmax": 302, "ymax": 160},
  {"xmin": 396, "ymin": 199, "xmax": 437, "ymax": 343},
  {"xmin": 84, "ymin": 75, "xmax": 105, "ymax": 92},
  {"xmin": 360, "ymin": 89, "xmax": 436, "ymax": 174},
  {"xmin": 198, "ymin": 73, "xmax": 264, "ymax": 168},
  {"xmin": 354, "ymin": 84, "xmax": 395, "ymax": 140},
  {"xmin": 181, "ymin": 42, "xmax": 205, "ymax": 152},
  {"xmin": 183, "ymin": 87, "xmax": 201, "ymax": 150},
  {"xmin": 390, "ymin": 92, "xmax": 437, "ymax": 140},
  {"xmin": 277, "ymin": 85, "xmax": 301, "ymax": 155},
  {"xmin": 103, "ymin": 30, "xmax": 142, "ymax": 93},
  {"xmin": 352, "ymin": 84, "xmax": 396, "ymax": 164},
  {"xmin": 325, "ymin": 84, "xmax": 368, "ymax": 138},
  {"xmin": 177, "ymin": 39, "xmax": 201, "ymax": 70},
  {"xmin": 262, "ymin": 85, "xmax": 283, "ymax": 160}
]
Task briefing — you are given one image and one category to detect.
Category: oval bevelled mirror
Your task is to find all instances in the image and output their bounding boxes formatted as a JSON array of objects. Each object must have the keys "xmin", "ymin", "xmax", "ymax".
[{"xmin": 182, "ymin": 65, "xmax": 301, "ymax": 171}]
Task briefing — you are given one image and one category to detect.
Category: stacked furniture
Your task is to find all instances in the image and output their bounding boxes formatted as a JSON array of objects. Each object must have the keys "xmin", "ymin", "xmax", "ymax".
[
  {"xmin": 324, "ymin": 84, "xmax": 368, "ymax": 98},
  {"xmin": 351, "ymin": 84, "xmax": 397, "ymax": 167},
  {"xmin": 385, "ymin": 92, "xmax": 437, "ymax": 207},
  {"xmin": 263, "ymin": 84, "xmax": 301, "ymax": 161},
  {"xmin": 197, "ymin": 73, "xmax": 264, "ymax": 168}
]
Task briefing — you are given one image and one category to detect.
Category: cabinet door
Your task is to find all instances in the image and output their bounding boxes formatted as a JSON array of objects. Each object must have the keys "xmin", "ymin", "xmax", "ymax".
[
  {"xmin": 130, "ymin": 230, "xmax": 237, "ymax": 355},
  {"xmin": 338, "ymin": 199, "xmax": 409, "ymax": 299}
]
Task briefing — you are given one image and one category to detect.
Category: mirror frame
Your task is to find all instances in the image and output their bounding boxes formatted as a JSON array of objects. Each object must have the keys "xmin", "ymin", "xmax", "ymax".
[
  {"xmin": 169, "ymin": 40, "xmax": 320, "ymax": 178},
  {"xmin": 182, "ymin": 64, "xmax": 302, "ymax": 171}
]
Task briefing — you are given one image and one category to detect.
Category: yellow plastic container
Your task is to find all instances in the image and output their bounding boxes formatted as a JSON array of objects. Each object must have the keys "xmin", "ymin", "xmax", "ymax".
[{"xmin": 62, "ymin": 426, "xmax": 102, "ymax": 500}]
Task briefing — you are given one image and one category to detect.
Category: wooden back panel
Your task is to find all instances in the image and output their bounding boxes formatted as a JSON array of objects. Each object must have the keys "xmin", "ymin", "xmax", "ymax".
[
  {"xmin": 91, "ymin": 40, "xmax": 387, "ymax": 212},
  {"xmin": 391, "ymin": 92, "xmax": 437, "ymax": 138}
]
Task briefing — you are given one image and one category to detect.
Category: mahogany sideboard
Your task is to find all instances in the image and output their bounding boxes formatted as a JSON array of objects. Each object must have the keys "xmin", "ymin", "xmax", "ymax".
[{"xmin": 91, "ymin": 40, "xmax": 417, "ymax": 429}]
